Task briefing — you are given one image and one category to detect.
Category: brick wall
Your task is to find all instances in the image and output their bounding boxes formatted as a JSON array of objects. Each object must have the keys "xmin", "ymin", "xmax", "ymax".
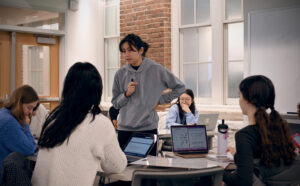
[{"xmin": 120, "ymin": 0, "xmax": 171, "ymax": 70}]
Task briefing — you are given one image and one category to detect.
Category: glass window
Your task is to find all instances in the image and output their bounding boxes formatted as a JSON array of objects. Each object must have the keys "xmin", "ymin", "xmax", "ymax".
[
  {"xmin": 183, "ymin": 64, "xmax": 197, "ymax": 94},
  {"xmin": 105, "ymin": 6, "xmax": 117, "ymax": 35},
  {"xmin": 104, "ymin": 0, "xmax": 119, "ymax": 100},
  {"xmin": 228, "ymin": 62, "xmax": 243, "ymax": 98},
  {"xmin": 107, "ymin": 38, "xmax": 119, "ymax": 67},
  {"xmin": 196, "ymin": 0, "xmax": 210, "ymax": 23},
  {"xmin": 226, "ymin": 22, "xmax": 244, "ymax": 99},
  {"xmin": 181, "ymin": 0, "xmax": 194, "ymax": 25},
  {"xmin": 22, "ymin": 45, "xmax": 50, "ymax": 96},
  {"xmin": 228, "ymin": 23, "xmax": 244, "ymax": 61},
  {"xmin": 182, "ymin": 28, "xmax": 198, "ymax": 62},
  {"xmin": 0, "ymin": 6, "xmax": 64, "ymax": 31},
  {"xmin": 198, "ymin": 26, "xmax": 212, "ymax": 62},
  {"xmin": 225, "ymin": 0, "xmax": 242, "ymax": 20},
  {"xmin": 198, "ymin": 63, "xmax": 212, "ymax": 97}
]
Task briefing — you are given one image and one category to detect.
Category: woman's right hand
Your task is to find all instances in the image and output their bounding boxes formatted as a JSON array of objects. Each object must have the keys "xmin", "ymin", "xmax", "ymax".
[
  {"xmin": 125, "ymin": 81, "xmax": 138, "ymax": 97},
  {"xmin": 226, "ymin": 146, "xmax": 236, "ymax": 156},
  {"xmin": 180, "ymin": 103, "xmax": 191, "ymax": 113}
]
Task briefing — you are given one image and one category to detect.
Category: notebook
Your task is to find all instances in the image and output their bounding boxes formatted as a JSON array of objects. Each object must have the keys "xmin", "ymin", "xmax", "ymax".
[
  {"xmin": 123, "ymin": 133, "xmax": 156, "ymax": 163},
  {"xmin": 197, "ymin": 113, "xmax": 219, "ymax": 131},
  {"xmin": 171, "ymin": 125, "xmax": 208, "ymax": 158}
]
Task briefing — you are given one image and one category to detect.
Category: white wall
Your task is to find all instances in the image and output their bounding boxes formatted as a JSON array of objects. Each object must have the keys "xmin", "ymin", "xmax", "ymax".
[
  {"xmin": 243, "ymin": 0, "xmax": 300, "ymax": 75},
  {"xmin": 62, "ymin": 0, "xmax": 104, "ymax": 89}
]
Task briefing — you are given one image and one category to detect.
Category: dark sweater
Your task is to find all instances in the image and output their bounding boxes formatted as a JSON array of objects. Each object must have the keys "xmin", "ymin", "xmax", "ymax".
[{"xmin": 223, "ymin": 125, "xmax": 261, "ymax": 186}]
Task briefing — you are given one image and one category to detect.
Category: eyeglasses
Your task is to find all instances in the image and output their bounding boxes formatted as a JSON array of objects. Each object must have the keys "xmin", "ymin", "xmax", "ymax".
[
  {"xmin": 33, "ymin": 103, "xmax": 40, "ymax": 112},
  {"xmin": 180, "ymin": 98, "xmax": 192, "ymax": 102}
]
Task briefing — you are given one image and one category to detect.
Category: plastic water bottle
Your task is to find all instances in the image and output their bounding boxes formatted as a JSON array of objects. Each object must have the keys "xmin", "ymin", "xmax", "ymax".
[{"xmin": 217, "ymin": 119, "xmax": 228, "ymax": 157}]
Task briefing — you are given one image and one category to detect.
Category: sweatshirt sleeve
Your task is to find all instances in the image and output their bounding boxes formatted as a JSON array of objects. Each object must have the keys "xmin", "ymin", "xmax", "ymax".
[
  {"xmin": 165, "ymin": 105, "xmax": 183, "ymax": 129},
  {"xmin": 111, "ymin": 71, "xmax": 129, "ymax": 109},
  {"xmin": 158, "ymin": 67, "xmax": 185, "ymax": 104},
  {"xmin": 3, "ymin": 120, "xmax": 36, "ymax": 156},
  {"xmin": 223, "ymin": 130, "xmax": 254, "ymax": 186},
  {"xmin": 185, "ymin": 108, "xmax": 199, "ymax": 124}
]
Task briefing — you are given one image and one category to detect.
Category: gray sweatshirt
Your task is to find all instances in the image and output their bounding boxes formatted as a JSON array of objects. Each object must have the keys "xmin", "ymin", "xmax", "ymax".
[{"xmin": 112, "ymin": 57, "xmax": 185, "ymax": 131}]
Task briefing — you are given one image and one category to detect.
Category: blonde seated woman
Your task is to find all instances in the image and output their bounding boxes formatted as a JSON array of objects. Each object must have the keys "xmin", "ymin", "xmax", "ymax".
[{"xmin": 0, "ymin": 85, "xmax": 38, "ymax": 182}]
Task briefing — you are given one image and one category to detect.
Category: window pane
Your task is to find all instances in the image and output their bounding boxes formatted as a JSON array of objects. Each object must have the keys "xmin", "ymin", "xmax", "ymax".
[
  {"xmin": 183, "ymin": 64, "xmax": 198, "ymax": 96},
  {"xmin": 105, "ymin": 6, "xmax": 117, "ymax": 35},
  {"xmin": 198, "ymin": 63, "xmax": 212, "ymax": 97},
  {"xmin": 196, "ymin": 0, "xmax": 210, "ymax": 23},
  {"xmin": 107, "ymin": 69, "xmax": 118, "ymax": 97},
  {"xmin": 106, "ymin": 0, "xmax": 116, "ymax": 6},
  {"xmin": 198, "ymin": 26, "xmax": 212, "ymax": 62},
  {"xmin": 107, "ymin": 38, "xmax": 119, "ymax": 68},
  {"xmin": 225, "ymin": 0, "xmax": 242, "ymax": 20},
  {"xmin": 182, "ymin": 28, "xmax": 198, "ymax": 62},
  {"xmin": 228, "ymin": 62, "xmax": 243, "ymax": 98},
  {"xmin": 0, "ymin": 6, "xmax": 64, "ymax": 31},
  {"xmin": 22, "ymin": 45, "xmax": 50, "ymax": 96},
  {"xmin": 181, "ymin": 0, "xmax": 194, "ymax": 25},
  {"xmin": 228, "ymin": 22, "xmax": 243, "ymax": 61}
]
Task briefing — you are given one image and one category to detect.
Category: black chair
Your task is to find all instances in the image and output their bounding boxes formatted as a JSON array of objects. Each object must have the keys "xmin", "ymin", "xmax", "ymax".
[
  {"xmin": 131, "ymin": 166, "xmax": 223, "ymax": 186},
  {"xmin": 253, "ymin": 155, "xmax": 300, "ymax": 186},
  {"xmin": 0, "ymin": 152, "xmax": 32, "ymax": 186}
]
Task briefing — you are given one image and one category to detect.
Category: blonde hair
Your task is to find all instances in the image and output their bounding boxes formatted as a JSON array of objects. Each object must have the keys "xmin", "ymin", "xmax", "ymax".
[{"xmin": 4, "ymin": 85, "xmax": 39, "ymax": 124}]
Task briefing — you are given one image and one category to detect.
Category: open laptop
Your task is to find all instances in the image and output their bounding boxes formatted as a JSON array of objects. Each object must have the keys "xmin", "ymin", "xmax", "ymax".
[
  {"xmin": 198, "ymin": 113, "xmax": 219, "ymax": 131},
  {"xmin": 171, "ymin": 125, "xmax": 208, "ymax": 158},
  {"xmin": 123, "ymin": 133, "xmax": 156, "ymax": 163}
]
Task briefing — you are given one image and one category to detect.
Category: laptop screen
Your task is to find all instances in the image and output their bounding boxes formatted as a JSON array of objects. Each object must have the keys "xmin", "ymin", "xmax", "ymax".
[
  {"xmin": 123, "ymin": 133, "xmax": 155, "ymax": 157},
  {"xmin": 171, "ymin": 125, "xmax": 208, "ymax": 153}
]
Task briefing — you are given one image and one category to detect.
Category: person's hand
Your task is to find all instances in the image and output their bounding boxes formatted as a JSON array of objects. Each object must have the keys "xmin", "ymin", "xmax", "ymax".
[
  {"xmin": 112, "ymin": 120, "xmax": 118, "ymax": 130},
  {"xmin": 125, "ymin": 81, "xmax": 138, "ymax": 97},
  {"xmin": 226, "ymin": 146, "xmax": 236, "ymax": 156},
  {"xmin": 180, "ymin": 103, "xmax": 191, "ymax": 113},
  {"xmin": 25, "ymin": 115, "xmax": 31, "ymax": 125},
  {"xmin": 187, "ymin": 123, "xmax": 196, "ymax": 125}
]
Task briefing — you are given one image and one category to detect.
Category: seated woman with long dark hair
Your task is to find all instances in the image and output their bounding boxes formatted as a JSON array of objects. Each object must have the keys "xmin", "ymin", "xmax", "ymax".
[
  {"xmin": 223, "ymin": 75, "xmax": 296, "ymax": 186},
  {"xmin": 165, "ymin": 89, "xmax": 199, "ymax": 129},
  {"xmin": 32, "ymin": 62, "xmax": 127, "ymax": 186}
]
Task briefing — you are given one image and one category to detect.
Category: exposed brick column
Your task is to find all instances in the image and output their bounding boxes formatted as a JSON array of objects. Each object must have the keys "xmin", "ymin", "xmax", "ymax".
[{"xmin": 120, "ymin": 0, "xmax": 171, "ymax": 70}]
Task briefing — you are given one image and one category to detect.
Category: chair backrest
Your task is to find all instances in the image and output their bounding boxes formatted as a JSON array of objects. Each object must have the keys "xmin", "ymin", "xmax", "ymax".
[
  {"xmin": 1, "ymin": 152, "xmax": 32, "ymax": 186},
  {"xmin": 253, "ymin": 155, "xmax": 300, "ymax": 186},
  {"xmin": 131, "ymin": 166, "xmax": 223, "ymax": 186}
]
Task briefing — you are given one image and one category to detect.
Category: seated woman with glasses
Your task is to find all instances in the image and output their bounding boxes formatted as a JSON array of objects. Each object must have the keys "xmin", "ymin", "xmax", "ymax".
[
  {"xmin": 0, "ymin": 85, "xmax": 38, "ymax": 182},
  {"xmin": 165, "ymin": 89, "xmax": 199, "ymax": 129}
]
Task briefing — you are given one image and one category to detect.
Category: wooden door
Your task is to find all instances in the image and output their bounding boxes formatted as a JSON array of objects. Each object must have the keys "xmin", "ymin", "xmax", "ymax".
[
  {"xmin": 0, "ymin": 32, "xmax": 59, "ymax": 110},
  {"xmin": 0, "ymin": 31, "xmax": 11, "ymax": 101}
]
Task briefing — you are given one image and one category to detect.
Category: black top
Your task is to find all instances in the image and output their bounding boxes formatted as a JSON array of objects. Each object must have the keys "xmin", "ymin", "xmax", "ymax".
[{"xmin": 223, "ymin": 125, "xmax": 261, "ymax": 186}]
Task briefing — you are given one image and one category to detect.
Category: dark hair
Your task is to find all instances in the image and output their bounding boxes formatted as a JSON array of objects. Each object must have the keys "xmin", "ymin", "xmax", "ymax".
[
  {"xmin": 38, "ymin": 62, "xmax": 103, "ymax": 148},
  {"xmin": 4, "ymin": 85, "xmax": 39, "ymax": 124},
  {"xmin": 119, "ymin": 33, "xmax": 149, "ymax": 57},
  {"xmin": 176, "ymin": 89, "xmax": 196, "ymax": 124},
  {"xmin": 239, "ymin": 75, "xmax": 296, "ymax": 168}
]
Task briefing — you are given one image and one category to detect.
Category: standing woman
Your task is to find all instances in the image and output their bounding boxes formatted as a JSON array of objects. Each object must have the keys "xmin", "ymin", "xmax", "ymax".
[
  {"xmin": 165, "ymin": 89, "xmax": 199, "ymax": 129},
  {"xmin": 0, "ymin": 85, "xmax": 38, "ymax": 181},
  {"xmin": 32, "ymin": 62, "xmax": 127, "ymax": 186},
  {"xmin": 223, "ymin": 75, "xmax": 296, "ymax": 186},
  {"xmin": 112, "ymin": 33, "xmax": 185, "ymax": 150}
]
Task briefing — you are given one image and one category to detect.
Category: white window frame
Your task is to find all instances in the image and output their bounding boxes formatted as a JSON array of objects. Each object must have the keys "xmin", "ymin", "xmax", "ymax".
[
  {"xmin": 173, "ymin": 0, "xmax": 244, "ymax": 106},
  {"xmin": 103, "ymin": 0, "xmax": 120, "ymax": 101},
  {"xmin": 223, "ymin": 0, "xmax": 244, "ymax": 105}
]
